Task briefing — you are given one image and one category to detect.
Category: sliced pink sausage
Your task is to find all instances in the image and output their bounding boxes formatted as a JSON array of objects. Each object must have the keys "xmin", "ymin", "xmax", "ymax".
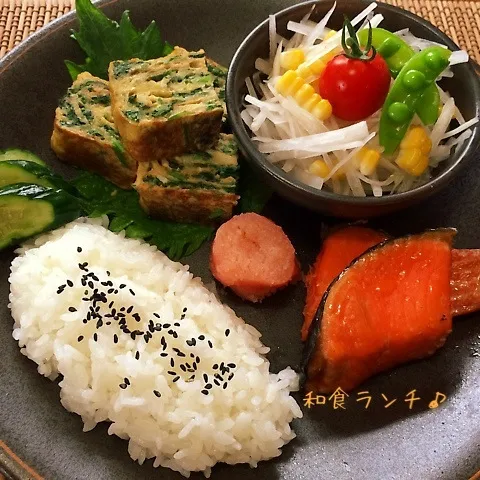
[{"xmin": 210, "ymin": 213, "xmax": 300, "ymax": 302}]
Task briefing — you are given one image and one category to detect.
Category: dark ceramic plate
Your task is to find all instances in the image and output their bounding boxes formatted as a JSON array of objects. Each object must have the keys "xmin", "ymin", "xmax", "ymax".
[{"xmin": 0, "ymin": 1, "xmax": 479, "ymax": 479}]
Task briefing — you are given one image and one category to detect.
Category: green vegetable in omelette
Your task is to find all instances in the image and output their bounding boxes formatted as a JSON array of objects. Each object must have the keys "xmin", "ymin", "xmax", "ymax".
[
  {"xmin": 65, "ymin": 0, "xmax": 173, "ymax": 80},
  {"xmin": 379, "ymin": 46, "xmax": 451, "ymax": 154},
  {"xmin": 357, "ymin": 28, "xmax": 441, "ymax": 126}
]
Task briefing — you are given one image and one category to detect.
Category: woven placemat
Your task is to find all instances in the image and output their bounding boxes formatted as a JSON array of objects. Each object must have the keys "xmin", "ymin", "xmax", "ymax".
[{"xmin": 0, "ymin": 0, "xmax": 480, "ymax": 61}]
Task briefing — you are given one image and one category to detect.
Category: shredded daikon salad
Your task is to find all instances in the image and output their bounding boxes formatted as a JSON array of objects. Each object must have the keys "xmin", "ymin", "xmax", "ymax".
[{"xmin": 242, "ymin": 2, "xmax": 479, "ymax": 197}]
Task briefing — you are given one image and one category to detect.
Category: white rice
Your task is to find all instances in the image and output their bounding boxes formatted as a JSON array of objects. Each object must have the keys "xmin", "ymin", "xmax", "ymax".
[{"xmin": 8, "ymin": 217, "xmax": 302, "ymax": 477}]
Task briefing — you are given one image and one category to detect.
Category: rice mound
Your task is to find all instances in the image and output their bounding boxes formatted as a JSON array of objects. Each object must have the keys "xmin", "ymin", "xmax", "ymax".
[{"xmin": 8, "ymin": 218, "xmax": 302, "ymax": 477}]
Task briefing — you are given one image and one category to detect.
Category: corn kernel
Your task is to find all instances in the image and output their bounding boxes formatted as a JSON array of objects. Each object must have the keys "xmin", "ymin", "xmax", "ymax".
[
  {"xmin": 295, "ymin": 84, "xmax": 315, "ymax": 106},
  {"xmin": 275, "ymin": 70, "xmax": 298, "ymax": 95},
  {"xmin": 302, "ymin": 93, "xmax": 322, "ymax": 112},
  {"xmin": 276, "ymin": 70, "xmax": 332, "ymax": 120},
  {"xmin": 324, "ymin": 29, "xmax": 337, "ymax": 40},
  {"xmin": 311, "ymin": 99, "xmax": 333, "ymax": 121},
  {"xmin": 356, "ymin": 147, "xmax": 381, "ymax": 176},
  {"xmin": 280, "ymin": 49, "xmax": 305, "ymax": 70},
  {"xmin": 309, "ymin": 159, "xmax": 330, "ymax": 178},
  {"xmin": 287, "ymin": 77, "xmax": 304, "ymax": 96},
  {"xmin": 309, "ymin": 58, "xmax": 327, "ymax": 76},
  {"xmin": 396, "ymin": 149, "xmax": 429, "ymax": 176},
  {"xmin": 296, "ymin": 63, "xmax": 312, "ymax": 79},
  {"xmin": 395, "ymin": 126, "xmax": 432, "ymax": 176},
  {"xmin": 400, "ymin": 126, "xmax": 432, "ymax": 154}
]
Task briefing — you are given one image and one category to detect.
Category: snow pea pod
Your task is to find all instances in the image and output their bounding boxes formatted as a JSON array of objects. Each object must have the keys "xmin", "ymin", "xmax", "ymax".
[
  {"xmin": 379, "ymin": 46, "xmax": 451, "ymax": 154},
  {"xmin": 357, "ymin": 28, "xmax": 441, "ymax": 126}
]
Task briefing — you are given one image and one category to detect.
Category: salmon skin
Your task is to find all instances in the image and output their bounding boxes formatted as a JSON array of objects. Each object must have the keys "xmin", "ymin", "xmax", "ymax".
[
  {"xmin": 302, "ymin": 226, "xmax": 388, "ymax": 341},
  {"xmin": 304, "ymin": 229, "xmax": 455, "ymax": 394},
  {"xmin": 451, "ymin": 249, "xmax": 480, "ymax": 316}
]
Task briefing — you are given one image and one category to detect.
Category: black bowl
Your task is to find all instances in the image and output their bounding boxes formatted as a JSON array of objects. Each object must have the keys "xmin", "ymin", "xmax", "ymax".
[{"xmin": 226, "ymin": 0, "xmax": 480, "ymax": 218}]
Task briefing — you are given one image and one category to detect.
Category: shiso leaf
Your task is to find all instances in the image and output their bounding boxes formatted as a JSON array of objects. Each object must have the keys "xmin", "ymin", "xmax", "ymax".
[
  {"xmin": 66, "ymin": 0, "xmax": 173, "ymax": 80},
  {"xmin": 237, "ymin": 160, "xmax": 272, "ymax": 214}
]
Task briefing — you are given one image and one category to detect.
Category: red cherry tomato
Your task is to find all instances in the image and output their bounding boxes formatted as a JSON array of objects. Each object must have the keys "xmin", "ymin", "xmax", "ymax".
[{"xmin": 318, "ymin": 52, "xmax": 391, "ymax": 121}]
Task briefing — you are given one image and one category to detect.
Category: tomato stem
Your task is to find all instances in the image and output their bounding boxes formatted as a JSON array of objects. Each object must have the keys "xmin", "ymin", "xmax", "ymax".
[{"xmin": 341, "ymin": 16, "xmax": 376, "ymax": 61}]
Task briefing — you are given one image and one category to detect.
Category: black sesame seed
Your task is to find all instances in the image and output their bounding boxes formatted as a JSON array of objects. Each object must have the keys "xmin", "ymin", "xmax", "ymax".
[
  {"xmin": 190, "ymin": 353, "xmax": 195, "ymax": 358},
  {"xmin": 183, "ymin": 307, "xmax": 187, "ymax": 312},
  {"xmin": 88, "ymin": 281, "xmax": 94, "ymax": 289},
  {"xmin": 119, "ymin": 284, "xmax": 126, "ymax": 289},
  {"xmin": 214, "ymin": 379, "xmax": 220, "ymax": 386},
  {"xmin": 177, "ymin": 351, "xmax": 185, "ymax": 358},
  {"xmin": 153, "ymin": 313, "xmax": 160, "ymax": 318},
  {"xmin": 174, "ymin": 322, "xmax": 180, "ymax": 327},
  {"xmin": 214, "ymin": 373, "xmax": 223, "ymax": 380},
  {"xmin": 92, "ymin": 275, "xmax": 99, "ymax": 282},
  {"xmin": 77, "ymin": 247, "xmax": 82, "ymax": 253},
  {"xmin": 68, "ymin": 307, "xmax": 77, "ymax": 312},
  {"xmin": 119, "ymin": 383, "xmax": 127, "ymax": 389},
  {"xmin": 148, "ymin": 324, "xmax": 154, "ymax": 333},
  {"xmin": 180, "ymin": 365, "xmax": 187, "ymax": 372},
  {"xmin": 114, "ymin": 334, "xmax": 118, "ymax": 344},
  {"xmin": 213, "ymin": 364, "xmax": 218, "ymax": 370},
  {"xmin": 108, "ymin": 288, "xmax": 114, "ymax": 294},
  {"xmin": 186, "ymin": 339, "xmax": 196, "ymax": 347},
  {"xmin": 84, "ymin": 290, "xmax": 89, "ymax": 295},
  {"xmin": 198, "ymin": 335, "xmax": 205, "ymax": 340},
  {"xmin": 223, "ymin": 382, "xmax": 228, "ymax": 389},
  {"xmin": 196, "ymin": 356, "xmax": 200, "ymax": 364},
  {"xmin": 133, "ymin": 313, "xmax": 141, "ymax": 322},
  {"xmin": 173, "ymin": 376, "xmax": 180, "ymax": 383},
  {"xmin": 228, "ymin": 363, "xmax": 236, "ymax": 368},
  {"xmin": 168, "ymin": 329, "xmax": 174, "ymax": 335},
  {"xmin": 192, "ymin": 362, "xmax": 197, "ymax": 370},
  {"xmin": 208, "ymin": 341, "xmax": 213, "ymax": 348},
  {"xmin": 160, "ymin": 352, "xmax": 168, "ymax": 357},
  {"xmin": 225, "ymin": 329, "xmax": 230, "ymax": 337},
  {"xmin": 153, "ymin": 390, "xmax": 161, "ymax": 397},
  {"xmin": 93, "ymin": 333, "xmax": 98, "ymax": 342},
  {"xmin": 228, "ymin": 373, "xmax": 234, "ymax": 381},
  {"xmin": 170, "ymin": 358, "xmax": 175, "ymax": 368},
  {"xmin": 106, "ymin": 321, "xmax": 111, "ymax": 326},
  {"xmin": 203, "ymin": 373, "xmax": 208, "ymax": 382},
  {"xmin": 163, "ymin": 324, "xmax": 171, "ymax": 328},
  {"xmin": 131, "ymin": 332, "xmax": 136, "ymax": 340},
  {"xmin": 172, "ymin": 332, "xmax": 178, "ymax": 339},
  {"xmin": 201, "ymin": 390, "xmax": 209, "ymax": 395},
  {"xmin": 124, "ymin": 377, "xmax": 130, "ymax": 385},
  {"xmin": 96, "ymin": 320, "xmax": 103, "ymax": 329},
  {"xmin": 205, "ymin": 384, "xmax": 212, "ymax": 389},
  {"xmin": 127, "ymin": 306, "xmax": 134, "ymax": 314},
  {"xmin": 77, "ymin": 335, "xmax": 84, "ymax": 342},
  {"xmin": 82, "ymin": 319, "xmax": 87, "ymax": 324},
  {"xmin": 135, "ymin": 351, "xmax": 140, "ymax": 360},
  {"xmin": 129, "ymin": 289, "xmax": 135, "ymax": 296},
  {"xmin": 188, "ymin": 375, "xmax": 195, "ymax": 381},
  {"xmin": 144, "ymin": 334, "xmax": 150, "ymax": 343},
  {"xmin": 180, "ymin": 314, "xmax": 186, "ymax": 320},
  {"xmin": 109, "ymin": 301, "xmax": 114, "ymax": 309},
  {"xmin": 81, "ymin": 279, "xmax": 87, "ymax": 287},
  {"xmin": 168, "ymin": 371, "xmax": 176, "ymax": 376},
  {"xmin": 67, "ymin": 280, "xmax": 74, "ymax": 287}
]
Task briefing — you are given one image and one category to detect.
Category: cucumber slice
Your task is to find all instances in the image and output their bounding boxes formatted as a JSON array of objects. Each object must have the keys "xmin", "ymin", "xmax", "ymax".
[
  {"xmin": 0, "ymin": 160, "xmax": 77, "ymax": 195},
  {"xmin": 0, "ymin": 183, "xmax": 82, "ymax": 250},
  {"xmin": 0, "ymin": 161, "xmax": 55, "ymax": 189},
  {"xmin": 0, "ymin": 148, "xmax": 46, "ymax": 166}
]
